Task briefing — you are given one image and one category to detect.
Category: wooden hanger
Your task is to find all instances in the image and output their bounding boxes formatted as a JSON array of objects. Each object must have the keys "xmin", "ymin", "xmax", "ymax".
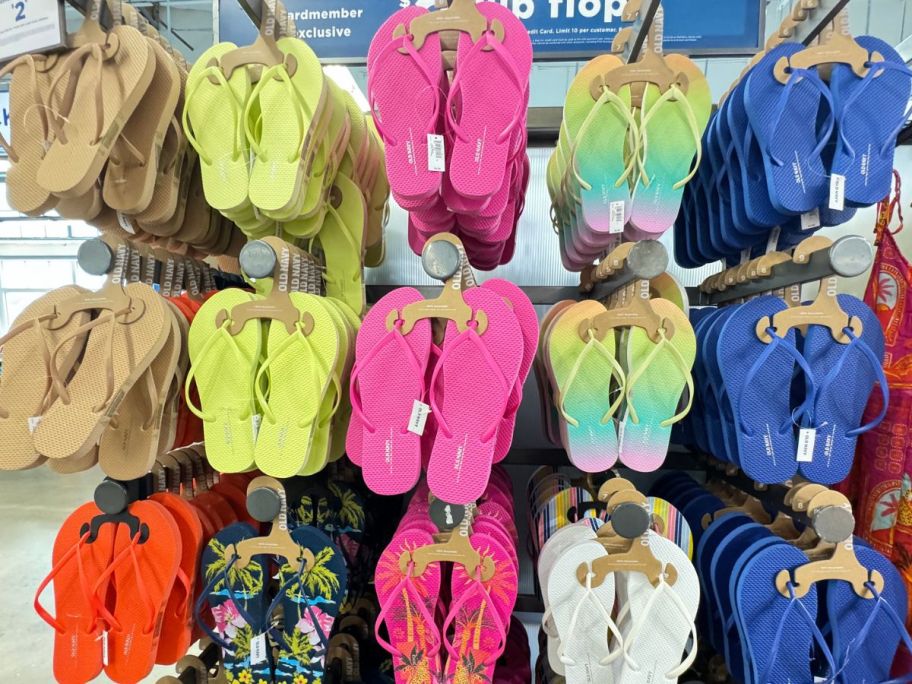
[
  {"xmin": 392, "ymin": 0, "xmax": 504, "ymax": 52},
  {"xmin": 398, "ymin": 515, "xmax": 496, "ymax": 581},
  {"xmin": 582, "ymin": 276, "xmax": 670, "ymax": 343},
  {"xmin": 702, "ymin": 492, "xmax": 770, "ymax": 529},
  {"xmin": 756, "ymin": 236, "xmax": 862, "ymax": 344},
  {"xmin": 586, "ymin": 489, "xmax": 679, "ymax": 589},
  {"xmin": 48, "ymin": 243, "xmax": 142, "ymax": 330},
  {"xmin": 387, "ymin": 233, "xmax": 488, "ymax": 335},
  {"xmin": 68, "ymin": 0, "xmax": 115, "ymax": 50},
  {"xmin": 231, "ymin": 476, "xmax": 316, "ymax": 573},
  {"xmin": 776, "ymin": 491, "xmax": 883, "ymax": 598},
  {"xmin": 216, "ymin": 0, "xmax": 296, "ymax": 79},
  {"xmin": 597, "ymin": 477, "xmax": 637, "ymax": 503},
  {"xmin": 773, "ymin": 15, "xmax": 882, "ymax": 83},
  {"xmin": 216, "ymin": 236, "xmax": 315, "ymax": 336}
]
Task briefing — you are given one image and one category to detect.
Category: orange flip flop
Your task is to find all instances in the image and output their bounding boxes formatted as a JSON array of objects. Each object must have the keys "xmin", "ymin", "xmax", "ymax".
[
  {"xmin": 34, "ymin": 502, "xmax": 116, "ymax": 684},
  {"xmin": 94, "ymin": 500, "xmax": 181, "ymax": 683},
  {"xmin": 150, "ymin": 492, "xmax": 203, "ymax": 665}
]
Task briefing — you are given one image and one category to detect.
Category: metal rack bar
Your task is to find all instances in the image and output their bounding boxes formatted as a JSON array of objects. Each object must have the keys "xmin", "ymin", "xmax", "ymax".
[
  {"xmin": 789, "ymin": 0, "xmax": 852, "ymax": 45},
  {"xmin": 624, "ymin": 0, "xmax": 663, "ymax": 63},
  {"xmin": 700, "ymin": 235, "xmax": 873, "ymax": 305},
  {"xmin": 234, "ymin": 0, "xmax": 298, "ymax": 37}
]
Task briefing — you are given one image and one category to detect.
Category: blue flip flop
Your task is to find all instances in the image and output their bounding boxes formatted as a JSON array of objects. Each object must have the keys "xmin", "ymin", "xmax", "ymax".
[
  {"xmin": 197, "ymin": 523, "xmax": 273, "ymax": 683},
  {"xmin": 735, "ymin": 543, "xmax": 834, "ymax": 684},
  {"xmin": 272, "ymin": 526, "xmax": 349, "ymax": 684},
  {"xmin": 827, "ymin": 544, "xmax": 910, "ymax": 683},
  {"xmin": 745, "ymin": 44, "xmax": 835, "ymax": 215},
  {"xmin": 704, "ymin": 307, "xmax": 743, "ymax": 464},
  {"xmin": 830, "ymin": 36, "xmax": 912, "ymax": 207},
  {"xmin": 717, "ymin": 296, "xmax": 817, "ymax": 483},
  {"xmin": 799, "ymin": 294, "xmax": 887, "ymax": 484},
  {"xmin": 698, "ymin": 514, "xmax": 752, "ymax": 650}
]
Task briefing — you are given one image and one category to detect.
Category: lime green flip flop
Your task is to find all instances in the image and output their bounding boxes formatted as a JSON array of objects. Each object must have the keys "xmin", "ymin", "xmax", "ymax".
[
  {"xmin": 253, "ymin": 292, "xmax": 339, "ymax": 478},
  {"xmin": 186, "ymin": 289, "xmax": 262, "ymax": 472},
  {"xmin": 183, "ymin": 43, "xmax": 253, "ymax": 213},
  {"xmin": 317, "ymin": 173, "xmax": 366, "ymax": 316}
]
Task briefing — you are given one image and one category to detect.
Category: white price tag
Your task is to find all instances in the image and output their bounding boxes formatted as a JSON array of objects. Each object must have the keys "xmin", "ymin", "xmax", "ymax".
[
  {"xmin": 829, "ymin": 174, "xmax": 845, "ymax": 211},
  {"xmin": 407, "ymin": 400, "xmax": 431, "ymax": 436},
  {"xmin": 0, "ymin": 0, "xmax": 66, "ymax": 64},
  {"xmin": 251, "ymin": 414, "xmax": 262, "ymax": 441},
  {"xmin": 101, "ymin": 631, "xmax": 110, "ymax": 666},
  {"xmin": 27, "ymin": 416, "xmax": 41, "ymax": 433},
  {"xmin": 427, "ymin": 134, "xmax": 445, "ymax": 173},
  {"xmin": 609, "ymin": 201, "xmax": 625, "ymax": 234},
  {"xmin": 116, "ymin": 212, "xmax": 135, "ymax": 235},
  {"xmin": 797, "ymin": 428, "xmax": 817, "ymax": 463},
  {"xmin": 801, "ymin": 208, "xmax": 821, "ymax": 231},
  {"xmin": 250, "ymin": 632, "xmax": 268, "ymax": 665},
  {"xmin": 766, "ymin": 226, "xmax": 781, "ymax": 254}
]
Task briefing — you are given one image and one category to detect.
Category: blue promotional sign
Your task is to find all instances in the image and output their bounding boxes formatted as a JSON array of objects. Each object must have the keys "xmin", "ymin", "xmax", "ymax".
[{"xmin": 218, "ymin": 0, "xmax": 763, "ymax": 64}]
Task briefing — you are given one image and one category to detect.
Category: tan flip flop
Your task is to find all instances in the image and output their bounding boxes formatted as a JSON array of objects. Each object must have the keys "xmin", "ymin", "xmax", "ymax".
[
  {"xmin": 54, "ymin": 183, "xmax": 105, "ymax": 221},
  {"xmin": 37, "ymin": 25, "xmax": 156, "ymax": 198},
  {"xmin": 98, "ymin": 303, "xmax": 180, "ymax": 479},
  {"xmin": 0, "ymin": 54, "xmax": 63, "ymax": 216},
  {"xmin": 33, "ymin": 283, "xmax": 172, "ymax": 461},
  {"xmin": 0, "ymin": 287, "xmax": 92, "ymax": 470},
  {"xmin": 133, "ymin": 118, "xmax": 188, "ymax": 229},
  {"xmin": 47, "ymin": 447, "xmax": 99, "ymax": 474},
  {"xmin": 103, "ymin": 37, "xmax": 181, "ymax": 214}
]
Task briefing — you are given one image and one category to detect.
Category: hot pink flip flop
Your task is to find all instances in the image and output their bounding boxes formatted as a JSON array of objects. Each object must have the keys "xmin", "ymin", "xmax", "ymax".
[
  {"xmin": 480, "ymin": 279, "xmax": 539, "ymax": 462},
  {"xmin": 443, "ymin": 533, "xmax": 517, "ymax": 681},
  {"xmin": 375, "ymin": 528, "xmax": 444, "ymax": 684},
  {"xmin": 368, "ymin": 7, "xmax": 445, "ymax": 202},
  {"xmin": 349, "ymin": 288, "xmax": 432, "ymax": 495},
  {"xmin": 445, "ymin": 3, "xmax": 532, "ymax": 200},
  {"xmin": 426, "ymin": 287, "xmax": 522, "ymax": 504}
]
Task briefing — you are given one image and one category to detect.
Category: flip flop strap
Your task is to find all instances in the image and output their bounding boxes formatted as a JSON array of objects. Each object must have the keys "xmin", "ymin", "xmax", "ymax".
[
  {"xmin": 441, "ymin": 569, "xmax": 508, "ymax": 667},
  {"xmin": 184, "ymin": 321, "xmax": 257, "ymax": 422},
  {"xmin": 91, "ymin": 531, "xmax": 156, "ymax": 633},
  {"xmin": 48, "ymin": 43, "xmax": 106, "ymax": 145},
  {"xmin": 737, "ymin": 328, "xmax": 817, "ymax": 436},
  {"xmin": 620, "ymin": 572, "xmax": 699, "ymax": 678},
  {"xmin": 558, "ymin": 568, "xmax": 624, "ymax": 666},
  {"xmin": 557, "ymin": 334, "xmax": 627, "ymax": 429},
  {"xmin": 181, "ymin": 66, "xmax": 244, "ymax": 166},
  {"xmin": 761, "ymin": 581, "xmax": 838, "ymax": 684},
  {"xmin": 814, "ymin": 327, "xmax": 890, "ymax": 437},
  {"xmin": 374, "ymin": 565, "xmax": 442, "ymax": 658},
  {"xmin": 243, "ymin": 63, "xmax": 311, "ymax": 162},
  {"xmin": 49, "ymin": 311, "xmax": 118, "ymax": 412},
  {"xmin": 836, "ymin": 59, "xmax": 912, "ymax": 157},
  {"xmin": 0, "ymin": 313, "xmax": 56, "ymax": 419},
  {"xmin": 34, "ymin": 532, "xmax": 100, "ymax": 634},
  {"xmin": 445, "ymin": 30, "xmax": 526, "ymax": 146},
  {"xmin": 765, "ymin": 67, "xmax": 835, "ymax": 167},
  {"xmin": 369, "ymin": 35, "xmax": 442, "ymax": 147},
  {"xmin": 429, "ymin": 325, "xmax": 512, "ymax": 442},
  {"xmin": 254, "ymin": 320, "xmax": 326, "ymax": 428},
  {"xmin": 194, "ymin": 554, "xmax": 250, "ymax": 653},
  {"xmin": 624, "ymin": 328, "xmax": 695, "ymax": 428},
  {"xmin": 567, "ymin": 88, "xmax": 641, "ymax": 192},
  {"xmin": 349, "ymin": 321, "xmax": 426, "ymax": 433},
  {"xmin": 637, "ymin": 84, "xmax": 705, "ymax": 189}
]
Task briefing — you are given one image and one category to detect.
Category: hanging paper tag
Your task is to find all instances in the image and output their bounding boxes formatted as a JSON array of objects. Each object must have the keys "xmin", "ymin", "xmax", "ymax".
[
  {"xmin": 252, "ymin": 414, "xmax": 262, "ymax": 441},
  {"xmin": 829, "ymin": 174, "xmax": 845, "ymax": 211},
  {"xmin": 797, "ymin": 428, "xmax": 817, "ymax": 463},
  {"xmin": 250, "ymin": 633, "xmax": 268, "ymax": 665},
  {"xmin": 116, "ymin": 211, "xmax": 136, "ymax": 235},
  {"xmin": 101, "ymin": 631, "xmax": 110, "ymax": 666},
  {"xmin": 801, "ymin": 208, "xmax": 821, "ymax": 231},
  {"xmin": 427, "ymin": 134, "xmax": 445, "ymax": 173},
  {"xmin": 766, "ymin": 226, "xmax": 781, "ymax": 254},
  {"xmin": 27, "ymin": 416, "xmax": 42, "ymax": 433},
  {"xmin": 407, "ymin": 400, "xmax": 431, "ymax": 436},
  {"xmin": 609, "ymin": 201, "xmax": 625, "ymax": 234}
]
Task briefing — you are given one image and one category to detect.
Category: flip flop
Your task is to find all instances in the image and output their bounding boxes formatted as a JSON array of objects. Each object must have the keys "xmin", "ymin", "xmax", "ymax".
[
  {"xmin": 319, "ymin": 174, "xmax": 367, "ymax": 316},
  {"xmin": 185, "ymin": 289, "xmax": 262, "ymax": 473},
  {"xmin": 34, "ymin": 502, "xmax": 116, "ymax": 684},
  {"xmin": 253, "ymin": 293, "xmax": 338, "ymax": 478},
  {"xmin": 348, "ymin": 288, "xmax": 431, "ymax": 494},
  {"xmin": 0, "ymin": 286, "xmax": 91, "ymax": 470},
  {"xmin": 426, "ymin": 287, "xmax": 522, "ymax": 504},
  {"xmin": 619, "ymin": 299, "xmax": 696, "ymax": 472}
]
